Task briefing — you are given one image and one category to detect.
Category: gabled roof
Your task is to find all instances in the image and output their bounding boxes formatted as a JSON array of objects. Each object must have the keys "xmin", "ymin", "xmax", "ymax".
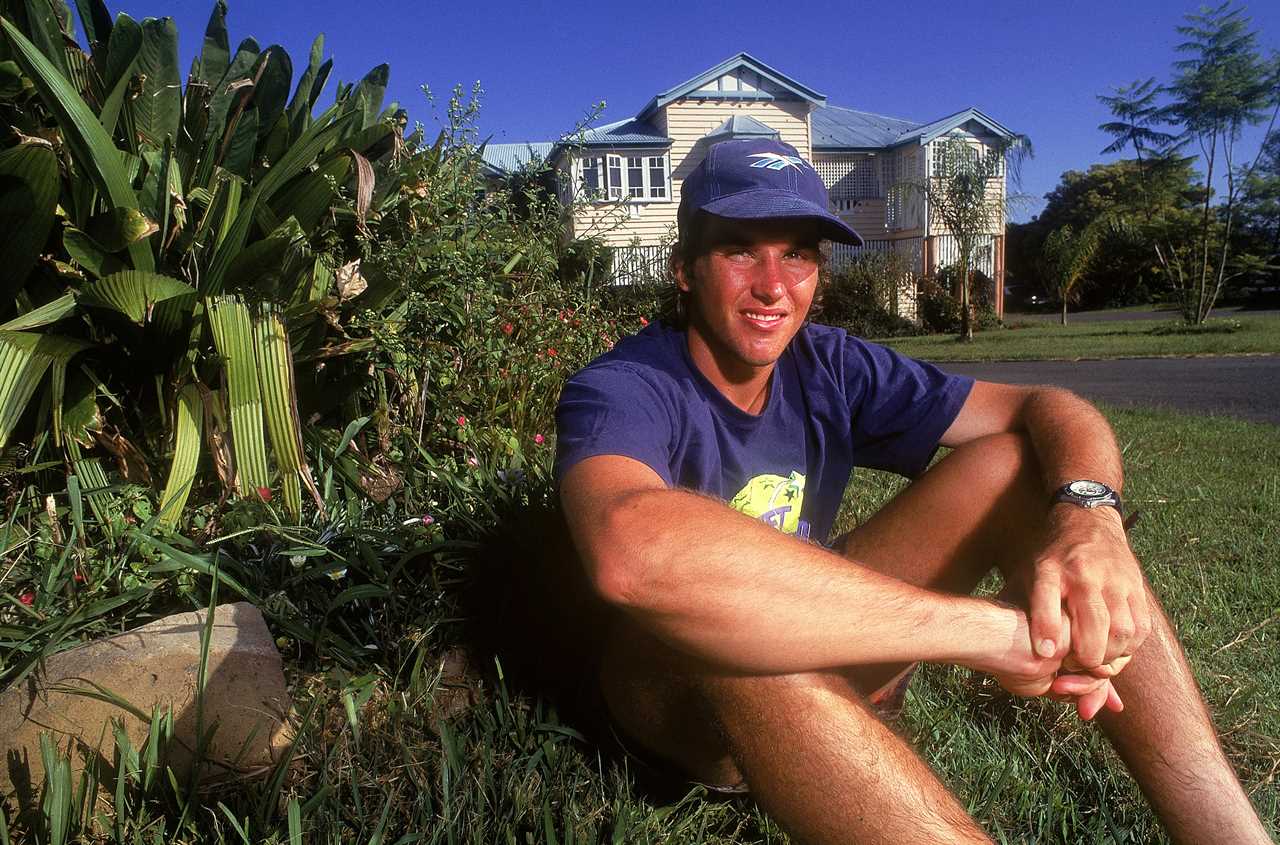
[
  {"xmin": 891, "ymin": 107, "xmax": 1017, "ymax": 146},
  {"xmin": 812, "ymin": 105, "xmax": 922, "ymax": 150},
  {"xmin": 481, "ymin": 142, "xmax": 555, "ymax": 175},
  {"xmin": 703, "ymin": 114, "xmax": 780, "ymax": 142},
  {"xmin": 576, "ymin": 117, "xmax": 671, "ymax": 147},
  {"xmin": 637, "ymin": 52, "xmax": 826, "ymax": 121}
]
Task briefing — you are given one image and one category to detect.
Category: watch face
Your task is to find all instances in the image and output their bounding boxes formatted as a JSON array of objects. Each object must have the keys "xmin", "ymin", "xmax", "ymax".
[{"xmin": 1068, "ymin": 480, "xmax": 1109, "ymax": 497}]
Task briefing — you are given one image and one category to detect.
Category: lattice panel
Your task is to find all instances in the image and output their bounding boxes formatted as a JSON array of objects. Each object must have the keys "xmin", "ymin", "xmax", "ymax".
[{"xmin": 814, "ymin": 154, "xmax": 881, "ymax": 209}]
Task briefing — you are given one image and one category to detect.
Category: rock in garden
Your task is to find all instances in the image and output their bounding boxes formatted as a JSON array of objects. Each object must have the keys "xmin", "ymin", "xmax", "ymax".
[{"xmin": 0, "ymin": 602, "xmax": 292, "ymax": 805}]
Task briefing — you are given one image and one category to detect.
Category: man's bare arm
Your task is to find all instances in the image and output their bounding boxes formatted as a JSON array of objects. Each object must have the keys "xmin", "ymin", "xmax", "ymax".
[
  {"xmin": 942, "ymin": 382, "xmax": 1151, "ymax": 673},
  {"xmin": 561, "ymin": 453, "xmax": 1061, "ymax": 685}
]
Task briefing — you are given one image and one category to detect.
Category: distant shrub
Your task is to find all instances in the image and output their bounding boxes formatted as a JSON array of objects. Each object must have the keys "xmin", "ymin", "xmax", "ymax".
[
  {"xmin": 818, "ymin": 252, "xmax": 921, "ymax": 338},
  {"xmin": 918, "ymin": 267, "xmax": 1001, "ymax": 334}
]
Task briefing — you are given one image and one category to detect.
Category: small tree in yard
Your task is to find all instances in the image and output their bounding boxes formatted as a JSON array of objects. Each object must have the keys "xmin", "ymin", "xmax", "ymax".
[
  {"xmin": 1043, "ymin": 223, "xmax": 1102, "ymax": 325},
  {"xmin": 1099, "ymin": 3, "xmax": 1280, "ymax": 323},
  {"xmin": 912, "ymin": 136, "xmax": 1014, "ymax": 341}
]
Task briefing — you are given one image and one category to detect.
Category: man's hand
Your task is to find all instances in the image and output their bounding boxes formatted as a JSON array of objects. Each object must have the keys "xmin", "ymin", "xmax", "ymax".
[
  {"xmin": 1028, "ymin": 504, "xmax": 1151, "ymax": 671},
  {"xmin": 988, "ymin": 595, "xmax": 1126, "ymax": 721}
]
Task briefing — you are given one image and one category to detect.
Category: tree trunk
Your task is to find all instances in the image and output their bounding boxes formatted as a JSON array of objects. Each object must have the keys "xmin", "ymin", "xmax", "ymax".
[
  {"xmin": 1061, "ymin": 299, "xmax": 1068, "ymax": 325},
  {"xmin": 959, "ymin": 257, "xmax": 973, "ymax": 342}
]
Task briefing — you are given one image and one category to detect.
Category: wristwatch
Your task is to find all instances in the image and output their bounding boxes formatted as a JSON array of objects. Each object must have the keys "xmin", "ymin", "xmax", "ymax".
[{"xmin": 1052, "ymin": 480, "xmax": 1123, "ymax": 514}]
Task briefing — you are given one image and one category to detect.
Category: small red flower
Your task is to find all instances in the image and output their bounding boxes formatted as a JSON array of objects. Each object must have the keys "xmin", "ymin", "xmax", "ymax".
[
  {"xmin": 547, "ymin": 347, "xmax": 557, "ymax": 357},
  {"xmin": 73, "ymin": 573, "xmax": 87, "ymax": 584},
  {"xmin": 19, "ymin": 591, "xmax": 35, "ymax": 606},
  {"xmin": 502, "ymin": 322, "xmax": 514, "ymax": 335},
  {"xmin": 639, "ymin": 316, "xmax": 649, "ymax": 327},
  {"xmin": 457, "ymin": 415, "xmax": 467, "ymax": 427},
  {"xmin": 534, "ymin": 434, "xmax": 545, "ymax": 445},
  {"xmin": 257, "ymin": 486, "xmax": 273, "ymax": 502}
]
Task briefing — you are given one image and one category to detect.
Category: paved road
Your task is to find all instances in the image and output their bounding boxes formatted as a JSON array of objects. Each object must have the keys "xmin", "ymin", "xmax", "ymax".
[
  {"xmin": 943, "ymin": 356, "xmax": 1280, "ymax": 426},
  {"xmin": 1006, "ymin": 305, "xmax": 1280, "ymax": 324}
]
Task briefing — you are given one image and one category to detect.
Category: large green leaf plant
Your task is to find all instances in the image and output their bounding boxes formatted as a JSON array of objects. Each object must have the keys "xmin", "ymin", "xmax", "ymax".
[{"xmin": 0, "ymin": 0, "xmax": 405, "ymax": 529}]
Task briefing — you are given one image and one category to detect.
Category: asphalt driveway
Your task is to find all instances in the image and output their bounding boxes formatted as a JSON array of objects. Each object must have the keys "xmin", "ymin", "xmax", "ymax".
[{"xmin": 942, "ymin": 356, "xmax": 1280, "ymax": 426}]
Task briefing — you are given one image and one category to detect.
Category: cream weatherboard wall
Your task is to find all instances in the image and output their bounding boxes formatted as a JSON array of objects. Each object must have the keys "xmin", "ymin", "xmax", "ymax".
[{"xmin": 566, "ymin": 97, "xmax": 813, "ymax": 247}]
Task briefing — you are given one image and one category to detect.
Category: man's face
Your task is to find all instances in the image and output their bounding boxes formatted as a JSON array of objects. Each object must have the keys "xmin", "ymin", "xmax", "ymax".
[{"xmin": 676, "ymin": 216, "xmax": 822, "ymax": 384}]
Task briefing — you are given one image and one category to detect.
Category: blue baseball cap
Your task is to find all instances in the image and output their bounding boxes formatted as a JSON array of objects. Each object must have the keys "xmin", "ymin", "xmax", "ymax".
[{"xmin": 678, "ymin": 138, "xmax": 864, "ymax": 246}]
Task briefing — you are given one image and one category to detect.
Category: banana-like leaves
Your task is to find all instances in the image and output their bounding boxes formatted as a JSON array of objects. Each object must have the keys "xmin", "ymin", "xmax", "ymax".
[
  {"xmin": 206, "ymin": 296, "xmax": 321, "ymax": 520},
  {"xmin": 0, "ymin": 330, "xmax": 93, "ymax": 448},
  {"xmin": 207, "ymin": 296, "xmax": 269, "ymax": 498},
  {"xmin": 134, "ymin": 17, "xmax": 181, "ymax": 147},
  {"xmin": 78, "ymin": 270, "xmax": 195, "ymax": 327},
  {"xmin": 156, "ymin": 384, "xmax": 202, "ymax": 530},
  {"xmin": 254, "ymin": 307, "xmax": 322, "ymax": 518},
  {"xmin": 1, "ymin": 17, "xmax": 154, "ymax": 272},
  {"xmin": 0, "ymin": 140, "xmax": 59, "ymax": 302}
]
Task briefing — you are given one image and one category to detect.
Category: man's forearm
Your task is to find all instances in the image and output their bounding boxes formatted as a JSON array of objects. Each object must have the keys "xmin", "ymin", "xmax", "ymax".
[
  {"xmin": 1020, "ymin": 388, "xmax": 1124, "ymax": 497},
  {"xmin": 581, "ymin": 486, "xmax": 1028, "ymax": 676}
]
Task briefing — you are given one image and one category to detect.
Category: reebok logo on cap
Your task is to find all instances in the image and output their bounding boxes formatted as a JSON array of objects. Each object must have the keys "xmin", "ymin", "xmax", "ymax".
[{"xmin": 748, "ymin": 152, "xmax": 807, "ymax": 171}]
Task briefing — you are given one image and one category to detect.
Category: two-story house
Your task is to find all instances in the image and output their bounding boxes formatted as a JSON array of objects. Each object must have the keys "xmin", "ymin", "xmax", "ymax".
[{"xmin": 482, "ymin": 53, "xmax": 1019, "ymax": 316}]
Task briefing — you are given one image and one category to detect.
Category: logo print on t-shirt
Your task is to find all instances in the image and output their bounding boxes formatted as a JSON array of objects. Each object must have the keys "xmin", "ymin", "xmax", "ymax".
[{"xmin": 729, "ymin": 471, "xmax": 810, "ymax": 539}]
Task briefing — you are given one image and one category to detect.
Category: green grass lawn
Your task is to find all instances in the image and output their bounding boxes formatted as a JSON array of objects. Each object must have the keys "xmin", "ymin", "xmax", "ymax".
[
  {"xmin": 6, "ymin": 407, "xmax": 1277, "ymax": 843},
  {"xmin": 875, "ymin": 315, "xmax": 1280, "ymax": 362}
]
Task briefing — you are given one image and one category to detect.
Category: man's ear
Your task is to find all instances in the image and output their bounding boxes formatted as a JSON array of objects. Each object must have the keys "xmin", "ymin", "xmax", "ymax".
[{"xmin": 674, "ymin": 258, "xmax": 694, "ymax": 293}]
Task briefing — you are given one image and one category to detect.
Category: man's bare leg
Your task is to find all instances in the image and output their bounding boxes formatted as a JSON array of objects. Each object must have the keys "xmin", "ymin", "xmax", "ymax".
[{"xmin": 1096, "ymin": 588, "xmax": 1273, "ymax": 844}]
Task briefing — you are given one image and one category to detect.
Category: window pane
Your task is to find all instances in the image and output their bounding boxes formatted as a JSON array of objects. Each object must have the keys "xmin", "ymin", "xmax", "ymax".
[
  {"xmin": 608, "ymin": 157, "xmax": 623, "ymax": 199},
  {"xmin": 582, "ymin": 157, "xmax": 600, "ymax": 198},
  {"xmin": 649, "ymin": 156, "xmax": 666, "ymax": 198},
  {"xmin": 628, "ymin": 158, "xmax": 644, "ymax": 197}
]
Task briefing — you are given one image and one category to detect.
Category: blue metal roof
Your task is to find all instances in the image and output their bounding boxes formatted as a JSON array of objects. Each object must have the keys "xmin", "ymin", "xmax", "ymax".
[
  {"xmin": 575, "ymin": 117, "xmax": 671, "ymax": 147},
  {"xmin": 704, "ymin": 114, "xmax": 780, "ymax": 141},
  {"xmin": 481, "ymin": 142, "xmax": 555, "ymax": 175},
  {"xmin": 638, "ymin": 53, "xmax": 826, "ymax": 121},
  {"xmin": 811, "ymin": 105, "xmax": 922, "ymax": 150}
]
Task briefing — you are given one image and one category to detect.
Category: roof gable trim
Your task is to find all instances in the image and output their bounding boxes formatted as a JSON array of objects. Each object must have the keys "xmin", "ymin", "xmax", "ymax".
[
  {"xmin": 897, "ymin": 108, "xmax": 1017, "ymax": 146},
  {"xmin": 637, "ymin": 52, "xmax": 825, "ymax": 120}
]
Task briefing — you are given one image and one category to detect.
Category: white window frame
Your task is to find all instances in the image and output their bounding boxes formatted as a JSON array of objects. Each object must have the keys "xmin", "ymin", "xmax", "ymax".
[{"xmin": 580, "ymin": 150, "xmax": 671, "ymax": 204}]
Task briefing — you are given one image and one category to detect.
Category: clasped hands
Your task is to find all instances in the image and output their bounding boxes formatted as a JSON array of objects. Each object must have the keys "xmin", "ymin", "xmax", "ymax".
[{"xmin": 994, "ymin": 505, "xmax": 1151, "ymax": 721}]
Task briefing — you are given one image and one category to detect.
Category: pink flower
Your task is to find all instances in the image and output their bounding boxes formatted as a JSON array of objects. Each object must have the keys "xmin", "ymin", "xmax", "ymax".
[
  {"xmin": 456, "ymin": 415, "xmax": 467, "ymax": 427},
  {"xmin": 534, "ymin": 434, "xmax": 545, "ymax": 445},
  {"xmin": 547, "ymin": 347, "xmax": 557, "ymax": 357},
  {"xmin": 467, "ymin": 456, "xmax": 479, "ymax": 467},
  {"xmin": 257, "ymin": 486, "xmax": 273, "ymax": 502},
  {"xmin": 19, "ymin": 591, "xmax": 34, "ymax": 606},
  {"xmin": 422, "ymin": 514, "xmax": 435, "ymax": 525},
  {"xmin": 74, "ymin": 573, "xmax": 87, "ymax": 584},
  {"xmin": 502, "ymin": 322, "xmax": 514, "ymax": 335},
  {"xmin": 639, "ymin": 316, "xmax": 649, "ymax": 327}
]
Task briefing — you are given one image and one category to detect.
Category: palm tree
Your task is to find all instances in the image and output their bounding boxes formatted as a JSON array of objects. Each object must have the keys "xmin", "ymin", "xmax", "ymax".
[{"xmin": 1043, "ymin": 224, "xmax": 1102, "ymax": 325}]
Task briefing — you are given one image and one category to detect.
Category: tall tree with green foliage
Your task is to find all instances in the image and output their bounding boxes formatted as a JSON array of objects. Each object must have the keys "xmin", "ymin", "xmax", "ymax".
[
  {"xmin": 1100, "ymin": 3, "xmax": 1280, "ymax": 323},
  {"xmin": 912, "ymin": 136, "xmax": 1016, "ymax": 341},
  {"xmin": 1235, "ymin": 130, "xmax": 1280, "ymax": 286}
]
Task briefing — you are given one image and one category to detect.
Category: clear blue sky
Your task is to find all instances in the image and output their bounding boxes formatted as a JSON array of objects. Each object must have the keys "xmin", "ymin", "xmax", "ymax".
[{"xmin": 110, "ymin": 0, "xmax": 1280, "ymax": 222}]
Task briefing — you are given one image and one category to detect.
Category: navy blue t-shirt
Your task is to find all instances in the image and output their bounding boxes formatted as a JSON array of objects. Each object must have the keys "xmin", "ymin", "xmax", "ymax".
[{"xmin": 554, "ymin": 321, "xmax": 973, "ymax": 544}]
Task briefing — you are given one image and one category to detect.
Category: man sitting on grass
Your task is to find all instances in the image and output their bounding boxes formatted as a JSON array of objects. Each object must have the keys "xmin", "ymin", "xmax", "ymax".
[{"xmin": 553, "ymin": 139, "xmax": 1269, "ymax": 844}]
